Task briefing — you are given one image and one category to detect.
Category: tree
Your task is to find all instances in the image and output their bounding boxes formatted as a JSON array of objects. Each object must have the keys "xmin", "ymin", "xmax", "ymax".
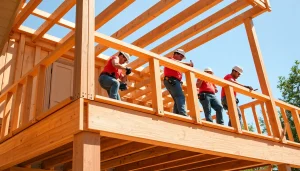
[{"xmin": 278, "ymin": 60, "xmax": 300, "ymax": 108}]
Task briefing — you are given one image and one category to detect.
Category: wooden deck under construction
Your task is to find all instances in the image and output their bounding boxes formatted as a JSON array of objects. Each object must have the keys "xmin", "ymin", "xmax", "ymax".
[{"xmin": 0, "ymin": 0, "xmax": 299, "ymax": 170}]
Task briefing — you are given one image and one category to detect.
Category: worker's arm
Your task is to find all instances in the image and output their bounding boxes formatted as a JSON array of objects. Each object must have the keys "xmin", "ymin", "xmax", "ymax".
[
  {"xmin": 227, "ymin": 78, "xmax": 253, "ymax": 90},
  {"xmin": 120, "ymin": 74, "xmax": 127, "ymax": 82},
  {"xmin": 196, "ymin": 79, "xmax": 203, "ymax": 88},
  {"xmin": 112, "ymin": 57, "xmax": 127, "ymax": 70},
  {"xmin": 213, "ymin": 84, "xmax": 218, "ymax": 93},
  {"xmin": 179, "ymin": 60, "xmax": 194, "ymax": 67}
]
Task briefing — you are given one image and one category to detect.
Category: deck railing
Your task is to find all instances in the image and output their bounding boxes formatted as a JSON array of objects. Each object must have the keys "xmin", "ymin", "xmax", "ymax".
[
  {"xmin": 1, "ymin": 0, "xmax": 299, "ymax": 150},
  {"xmin": 1, "ymin": 29, "xmax": 300, "ymax": 148}
]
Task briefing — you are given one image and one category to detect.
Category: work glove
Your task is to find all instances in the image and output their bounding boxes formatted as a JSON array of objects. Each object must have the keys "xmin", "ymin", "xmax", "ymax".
[
  {"xmin": 119, "ymin": 82, "xmax": 128, "ymax": 91},
  {"xmin": 125, "ymin": 67, "xmax": 132, "ymax": 75}
]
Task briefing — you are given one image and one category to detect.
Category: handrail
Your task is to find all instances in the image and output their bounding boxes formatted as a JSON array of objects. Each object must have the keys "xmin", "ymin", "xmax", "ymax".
[{"xmin": 236, "ymin": 99, "xmax": 300, "ymax": 143}]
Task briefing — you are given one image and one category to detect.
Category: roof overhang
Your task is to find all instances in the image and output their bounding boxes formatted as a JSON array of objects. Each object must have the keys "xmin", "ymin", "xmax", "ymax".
[{"xmin": 0, "ymin": 0, "xmax": 23, "ymax": 53}]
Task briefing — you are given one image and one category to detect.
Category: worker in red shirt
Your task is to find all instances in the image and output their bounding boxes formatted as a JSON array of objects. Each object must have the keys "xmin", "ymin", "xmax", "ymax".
[
  {"xmin": 221, "ymin": 66, "xmax": 253, "ymax": 126},
  {"xmin": 196, "ymin": 67, "xmax": 224, "ymax": 125},
  {"xmin": 99, "ymin": 51, "xmax": 132, "ymax": 100},
  {"xmin": 164, "ymin": 49, "xmax": 193, "ymax": 116}
]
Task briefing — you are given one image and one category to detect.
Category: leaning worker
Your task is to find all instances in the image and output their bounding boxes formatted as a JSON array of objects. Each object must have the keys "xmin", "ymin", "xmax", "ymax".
[
  {"xmin": 196, "ymin": 67, "xmax": 224, "ymax": 125},
  {"xmin": 99, "ymin": 51, "xmax": 132, "ymax": 100},
  {"xmin": 221, "ymin": 66, "xmax": 253, "ymax": 126},
  {"xmin": 164, "ymin": 49, "xmax": 193, "ymax": 116}
]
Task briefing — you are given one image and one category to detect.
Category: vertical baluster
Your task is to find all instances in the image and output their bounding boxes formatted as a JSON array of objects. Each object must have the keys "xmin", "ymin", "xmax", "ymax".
[
  {"xmin": 224, "ymin": 86, "xmax": 241, "ymax": 133},
  {"xmin": 251, "ymin": 105, "xmax": 261, "ymax": 134},
  {"xmin": 240, "ymin": 107, "xmax": 248, "ymax": 131},
  {"xmin": 10, "ymin": 83, "xmax": 23, "ymax": 134},
  {"xmin": 20, "ymin": 76, "xmax": 33, "ymax": 126},
  {"xmin": 290, "ymin": 109, "xmax": 300, "ymax": 140},
  {"xmin": 185, "ymin": 71, "xmax": 201, "ymax": 124},
  {"xmin": 32, "ymin": 65, "xmax": 46, "ymax": 118},
  {"xmin": 0, "ymin": 92, "xmax": 13, "ymax": 139},
  {"xmin": 149, "ymin": 58, "xmax": 163, "ymax": 116},
  {"xmin": 280, "ymin": 108, "xmax": 294, "ymax": 141},
  {"xmin": 261, "ymin": 103, "xmax": 272, "ymax": 136}
]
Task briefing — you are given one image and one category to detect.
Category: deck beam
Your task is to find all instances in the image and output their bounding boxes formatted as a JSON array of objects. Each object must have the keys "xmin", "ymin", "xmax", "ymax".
[{"xmin": 87, "ymin": 101, "xmax": 300, "ymax": 167}]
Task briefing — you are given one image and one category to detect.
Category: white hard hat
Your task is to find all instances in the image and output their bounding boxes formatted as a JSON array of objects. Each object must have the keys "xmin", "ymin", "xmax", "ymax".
[
  {"xmin": 204, "ymin": 67, "xmax": 213, "ymax": 72},
  {"xmin": 174, "ymin": 49, "xmax": 186, "ymax": 59},
  {"xmin": 232, "ymin": 65, "xmax": 243, "ymax": 75},
  {"xmin": 120, "ymin": 51, "xmax": 130, "ymax": 62}
]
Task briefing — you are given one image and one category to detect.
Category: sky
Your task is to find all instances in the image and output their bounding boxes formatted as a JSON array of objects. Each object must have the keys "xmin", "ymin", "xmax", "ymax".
[{"xmin": 23, "ymin": 0, "xmax": 300, "ymax": 129}]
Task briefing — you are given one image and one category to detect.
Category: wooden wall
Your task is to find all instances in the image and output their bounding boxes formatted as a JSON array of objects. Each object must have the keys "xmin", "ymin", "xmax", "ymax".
[
  {"xmin": 0, "ymin": 34, "xmax": 54, "ymax": 120},
  {"xmin": 0, "ymin": 33, "xmax": 107, "ymax": 121}
]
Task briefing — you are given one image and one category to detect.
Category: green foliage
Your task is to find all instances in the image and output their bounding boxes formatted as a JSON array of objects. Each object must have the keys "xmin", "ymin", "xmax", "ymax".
[{"xmin": 277, "ymin": 60, "xmax": 300, "ymax": 108}]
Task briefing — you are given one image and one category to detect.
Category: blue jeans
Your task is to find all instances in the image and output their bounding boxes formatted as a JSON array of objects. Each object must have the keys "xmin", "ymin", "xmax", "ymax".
[
  {"xmin": 199, "ymin": 93, "xmax": 224, "ymax": 125},
  {"xmin": 99, "ymin": 74, "xmax": 121, "ymax": 100},
  {"xmin": 221, "ymin": 96, "xmax": 242, "ymax": 127},
  {"xmin": 164, "ymin": 79, "xmax": 187, "ymax": 116}
]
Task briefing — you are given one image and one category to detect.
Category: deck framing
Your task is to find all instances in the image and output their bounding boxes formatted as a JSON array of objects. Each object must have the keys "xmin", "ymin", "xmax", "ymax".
[{"xmin": 0, "ymin": 0, "xmax": 298, "ymax": 170}]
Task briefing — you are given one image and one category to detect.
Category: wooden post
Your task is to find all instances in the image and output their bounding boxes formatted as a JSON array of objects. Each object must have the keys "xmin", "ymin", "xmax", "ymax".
[
  {"xmin": 149, "ymin": 58, "xmax": 164, "ymax": 116},
  {"xmin": 251, "ymin": 105, "xmax": 262, "ymax": 134},
  {"xmin": 240, "ymin": 108, "xmax": 248, "ymax": 131},
  {"xmin": 73, "ymin": 0, "xmax": 95, "ymax": 100},
  {"xmin": 224, "ymin": 86, "xmax": 242, "ymax": 133},
  {"xmin": 10, "ymin": 84, "xmax": 23, "ymax": 134},
  {"xmin": 278, "ymin": 164, "xmax": 292, "ymax": 171},
  {"xmin": 261, "ymin": 103, "xmax": 272, "ymax": 136},
  {"xmin": 73, "ymin": 132, "xmax": 101, "ymax": 171},
  {"xmin": 185, "ymin": 71, "xmax": 201, "ymax": 123},
  {"xmin": 20, "ymin": 76, "xmax": 33, "ymax": 126},
  {"xmin": 14, "ymin": 34, "xmax": 26, "ymax": 83},
  {"xmin": 290, "ymin": 109, "xmax": 300, "ymax": 139},
  {"xmin": 0, "ymin": 92, "xmax": 13, "ymax": 138},
  {"xmin": 280, "ymin": 108, "xmax": 294, "ymax": 141},
  {"xmin": 244, "ymin": 18, "xmax": 283, "ymax": 139},
  {"xmin": 32, "ymin": 65, "xmax": 46, "ymax": 118}
]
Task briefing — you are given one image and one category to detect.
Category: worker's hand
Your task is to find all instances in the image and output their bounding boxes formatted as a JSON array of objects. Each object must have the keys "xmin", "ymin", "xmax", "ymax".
[
  {"xmin": 245, "ymin": 85, "xmax": 253, "ymax": 91},
  {"xmin": 125, "ymin": 67, "xmax": 132, "ymax": 75},
  {"xmin": 119, "ymin": 82, "xmax": 128, "ymax": 91},
  {"xmin": 215, "ymin": 88, "xmax": 218, "ymax": 93},
  {"xmin": 189, "ymin": 60, "xmax": 194, "ymax": 67}
]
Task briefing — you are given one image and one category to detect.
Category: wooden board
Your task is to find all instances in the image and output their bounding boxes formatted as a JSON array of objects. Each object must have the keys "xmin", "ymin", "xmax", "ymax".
[
  {"xmin": 87, "ymin": 101, "xmax": 300, "ymax": 167},
  {"xmin": 0, "ymin": 99, "xmax": 81, "ymax": 170}
]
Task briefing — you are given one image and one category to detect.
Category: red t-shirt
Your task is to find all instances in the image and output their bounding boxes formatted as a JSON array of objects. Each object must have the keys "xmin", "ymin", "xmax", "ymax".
[
  {"xmin": 101, "ymin": 56, "xmax": 123, "ymax": 79},
  {"xmin": 221, "ymin": 74, "xmax": 237, "ymax": 97},
  {"xmin": 164, "ymin": 57, "xmax": 182, "ymax": 81},
  {"xmin": 197, "ymin": 79, "xmax": 216, "ymax": 94}
]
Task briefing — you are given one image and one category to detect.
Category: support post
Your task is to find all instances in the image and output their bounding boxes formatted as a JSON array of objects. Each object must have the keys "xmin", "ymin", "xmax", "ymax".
[
  {"xmin": 278, "ymin": 164, "xmax": 292, "ymax": 171},
  {"xmin": 244, "ymin": 18, "xmax": 283, "ymax": 139},
  {"xmin": 224, "ymin": 86, "xmax": 242, "ymax": 133},
  {"xmin": 185, "ymin": 71, "xmax": 201, "ymax": 123},
  {"xmin": 73, "ymin": 132, "xmax": 101, "ymax": 171},
  {"xmin": 73, "ymin": 0, "xmax": 95, "ymax": 100},
  {"xmin": 20, "ymin": 76, "xmax": 33, "ymax": 126},
  {"xmin": 149, "ymin": 58, "xmax": 164, "ymax": 116},
  {"xmin": 32, "ymin": 65, "xmax": 46, "ymax": 118}
]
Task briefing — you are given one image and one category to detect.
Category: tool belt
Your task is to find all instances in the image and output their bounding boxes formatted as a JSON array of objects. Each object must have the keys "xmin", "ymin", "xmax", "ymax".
[
  {"xmin": 100, "ymin": 72, "xmax": 116, "ymax": 79},
  {"xmin": 164, "ymin": 76, "xmax": 182, "ymax": 86},
  {"xmin": 198, "ymin": 91, "xmax": 215, "ymax": 100}
]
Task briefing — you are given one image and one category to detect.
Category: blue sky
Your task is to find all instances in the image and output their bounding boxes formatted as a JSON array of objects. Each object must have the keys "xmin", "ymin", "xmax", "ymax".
[{"xmin": 23, "ymin": 0, "xmax": 299, "ymax": 129}]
